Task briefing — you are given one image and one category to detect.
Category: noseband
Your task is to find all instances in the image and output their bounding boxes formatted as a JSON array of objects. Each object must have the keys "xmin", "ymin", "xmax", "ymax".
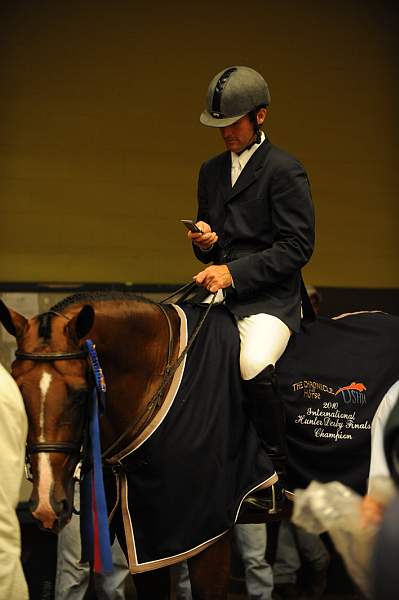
[
  {"xmin": 15, "ymin": 348, "xmax": 89, "ymax": 460},
  {"xmin": 15, "ymin": 349, "xmax": 88, "ymax": 361}
]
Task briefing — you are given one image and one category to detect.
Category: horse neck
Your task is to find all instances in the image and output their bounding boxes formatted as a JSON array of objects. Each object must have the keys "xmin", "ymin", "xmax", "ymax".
[{"xmin": 89, "ymin": 301, "xmax": 180, "ymax": 449}]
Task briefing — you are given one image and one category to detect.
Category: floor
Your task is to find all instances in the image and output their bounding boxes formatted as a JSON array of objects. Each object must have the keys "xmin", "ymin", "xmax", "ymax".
[{"xmin": 121, "ymin": 544, "xmax": 366, "ymax": 600}]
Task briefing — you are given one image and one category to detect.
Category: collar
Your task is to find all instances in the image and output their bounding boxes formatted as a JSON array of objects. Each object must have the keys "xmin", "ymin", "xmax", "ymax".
[{"xmin": 231, "ymin": 131, "xmax": 265, "ymax": 170}]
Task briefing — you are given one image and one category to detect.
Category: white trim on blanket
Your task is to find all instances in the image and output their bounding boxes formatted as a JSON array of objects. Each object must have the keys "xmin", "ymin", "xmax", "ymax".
[{"xmin": 123, "ymin": 470, "xmax": 279, "ymax": 574}]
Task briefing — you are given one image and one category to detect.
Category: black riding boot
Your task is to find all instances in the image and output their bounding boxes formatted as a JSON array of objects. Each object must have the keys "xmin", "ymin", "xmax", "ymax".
[{"xmin": 243, "ymin": 364, "xmax": 287, "ymax": 512}]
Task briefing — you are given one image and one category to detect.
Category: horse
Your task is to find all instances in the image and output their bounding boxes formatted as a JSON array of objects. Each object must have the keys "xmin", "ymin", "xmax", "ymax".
[
  {"xmin": 0, "ymin": 291, "xmax": 283, "ymax": 600},
  {"xmin": 3, "ymin": 292, "xmax": 399, "ymax": 599}
]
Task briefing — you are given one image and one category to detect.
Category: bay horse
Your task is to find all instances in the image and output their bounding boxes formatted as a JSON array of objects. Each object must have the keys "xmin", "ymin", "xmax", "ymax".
[{"xmin": 0, "ymin": 291, "xmax": 281, "ymax": 600}]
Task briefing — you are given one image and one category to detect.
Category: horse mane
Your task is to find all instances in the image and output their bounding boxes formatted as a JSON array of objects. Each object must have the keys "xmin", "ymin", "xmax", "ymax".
[{"xmin": 51, "ymin": 291, "xmax": 157, "ymax": 314}]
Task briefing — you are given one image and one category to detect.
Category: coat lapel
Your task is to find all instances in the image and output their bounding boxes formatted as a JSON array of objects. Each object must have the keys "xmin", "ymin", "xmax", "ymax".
[{"xmin": 225, "ymin": 140, "xmax": 270, "ymax": 204}]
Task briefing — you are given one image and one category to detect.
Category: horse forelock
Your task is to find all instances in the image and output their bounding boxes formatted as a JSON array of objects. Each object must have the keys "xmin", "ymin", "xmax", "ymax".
[{"xmin": 38, "ymin": 312, "xmax": 54, "ymax": 340}]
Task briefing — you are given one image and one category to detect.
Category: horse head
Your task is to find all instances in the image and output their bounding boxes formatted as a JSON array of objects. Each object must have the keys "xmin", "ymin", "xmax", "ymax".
[{"xmin": 0, "ymin": 300, "xmax": 94, "ymax": 532}]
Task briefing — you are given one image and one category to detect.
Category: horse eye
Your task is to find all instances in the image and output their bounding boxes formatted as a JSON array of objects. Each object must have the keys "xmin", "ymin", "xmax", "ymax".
[{"xmin": 59, "ymin": 389, "xmax": 88, "ymax": 425}]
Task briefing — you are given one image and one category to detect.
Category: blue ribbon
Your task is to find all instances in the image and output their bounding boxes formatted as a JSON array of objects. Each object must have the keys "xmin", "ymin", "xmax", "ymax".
[{"xmin": 80, "ymin": 340, "xmax": 113, "ymax": 573}]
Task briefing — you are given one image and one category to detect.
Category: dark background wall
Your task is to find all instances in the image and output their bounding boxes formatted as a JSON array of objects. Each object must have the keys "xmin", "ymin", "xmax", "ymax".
[{"xmin": 0, "ymin": 0, "xmax": 398, "ymax": 291}]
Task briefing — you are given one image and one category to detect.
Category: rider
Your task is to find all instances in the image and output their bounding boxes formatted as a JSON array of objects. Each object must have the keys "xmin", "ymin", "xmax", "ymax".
[{"xmin": 186, "ymin": 65, "xmax": 315, "ymax": 509}]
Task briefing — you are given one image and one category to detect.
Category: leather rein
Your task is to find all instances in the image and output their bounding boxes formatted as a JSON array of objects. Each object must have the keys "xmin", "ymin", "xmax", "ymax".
[{"xmin": 101, "ymin": 289, "xmax": 216, "ymax": 459}]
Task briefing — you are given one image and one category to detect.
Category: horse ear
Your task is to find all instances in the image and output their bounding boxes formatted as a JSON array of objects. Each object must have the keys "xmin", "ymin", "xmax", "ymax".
[
  {"xmin": 0, "ymin": 300, "xmax": 27, "ymax": 338},
  {"xmin": 68, "ymin": 304, "xmax": 95, "ymax": 340}
]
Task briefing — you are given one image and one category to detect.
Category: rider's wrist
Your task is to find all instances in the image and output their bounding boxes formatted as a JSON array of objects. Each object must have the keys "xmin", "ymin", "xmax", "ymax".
[{"xmin": 199, "ymin": 243, "xmax": 214, "ymax": 252}]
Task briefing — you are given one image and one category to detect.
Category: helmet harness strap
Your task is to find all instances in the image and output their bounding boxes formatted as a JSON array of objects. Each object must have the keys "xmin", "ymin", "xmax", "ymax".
[
  {"xmin": 248, "ymin": 108, "xmax": 262, "ymax": 145},
  {"xmin": 236, "ymin": 105, "xmax": 266, "ymax": 154}
]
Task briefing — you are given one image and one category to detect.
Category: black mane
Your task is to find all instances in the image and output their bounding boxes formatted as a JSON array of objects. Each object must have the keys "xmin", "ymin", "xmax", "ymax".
[{"xmin": 51, "ymin": 290, "xmax": 156, "ymax": 313}]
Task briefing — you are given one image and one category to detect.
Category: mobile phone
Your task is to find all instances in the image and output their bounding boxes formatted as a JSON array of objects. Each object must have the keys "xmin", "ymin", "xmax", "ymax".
[{"xmin": 181, "ymin": 219, "xmax": 203, "ymax": 234}]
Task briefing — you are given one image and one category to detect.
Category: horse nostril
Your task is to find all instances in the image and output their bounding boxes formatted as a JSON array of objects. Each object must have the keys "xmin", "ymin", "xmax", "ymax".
[
  {"xmin": 28, "ymin": 497, "xmax": 38, "ymax": 514},
  {"xmin": 59, "ymin": 497, "xmax": 72, "ymax": 520},
  {"xmin": 57, "ymin": 499, "xmax": 73, "ymax": 531}
]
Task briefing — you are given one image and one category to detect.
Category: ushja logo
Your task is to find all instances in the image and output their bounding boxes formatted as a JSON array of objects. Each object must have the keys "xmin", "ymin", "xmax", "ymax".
[
  {"xmin": 335, "ymin": 382, "xmax": 367, "ymax": 405},
  {"xmin": 335, "ymin": 382, "xmax": 366, "ymax": 395}
]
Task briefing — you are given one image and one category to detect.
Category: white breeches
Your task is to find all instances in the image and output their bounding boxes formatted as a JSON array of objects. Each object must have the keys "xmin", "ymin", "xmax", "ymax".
[{"xmin": 236, "ymin": 313, "xmax": 292, "ymax": 381}]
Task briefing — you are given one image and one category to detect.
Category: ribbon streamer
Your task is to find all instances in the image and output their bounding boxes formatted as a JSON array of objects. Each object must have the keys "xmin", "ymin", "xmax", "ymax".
[{"xmin": 80, "ymin": 339, "xmax": 113, "ymax": 574}]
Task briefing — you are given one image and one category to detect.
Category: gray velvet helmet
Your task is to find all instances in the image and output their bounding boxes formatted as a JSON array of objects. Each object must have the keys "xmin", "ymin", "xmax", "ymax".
[{"xmin": 200, "ymin": 66, "xmax": 271, "ymax": 128}]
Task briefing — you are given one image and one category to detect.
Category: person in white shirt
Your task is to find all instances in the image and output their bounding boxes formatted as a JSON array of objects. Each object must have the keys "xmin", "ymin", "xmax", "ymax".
[{"xmin": 0, "ymin": 362, "xmax": 29, "ymax": 600}]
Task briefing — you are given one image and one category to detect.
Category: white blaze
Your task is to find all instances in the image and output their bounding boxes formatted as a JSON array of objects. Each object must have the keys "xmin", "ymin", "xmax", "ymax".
[
  {"xmin": 33, "ymin": 371, "xmax": 57, "ymax": 529},
  {"xmin": 39, "ymin": 371, "xmax": 52, "ymax": 442}
]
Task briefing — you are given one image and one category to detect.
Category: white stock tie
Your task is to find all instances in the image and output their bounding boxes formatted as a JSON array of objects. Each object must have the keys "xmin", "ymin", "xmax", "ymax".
[{"xmin": 231, "ymin": 155, "xmax": 242, "ymax": 187}]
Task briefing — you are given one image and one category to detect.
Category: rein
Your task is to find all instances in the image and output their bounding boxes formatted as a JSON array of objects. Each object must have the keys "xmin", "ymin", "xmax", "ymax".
[{"xmin": 101, "ymin": 291, "xmax": 216, "ymax": 459}]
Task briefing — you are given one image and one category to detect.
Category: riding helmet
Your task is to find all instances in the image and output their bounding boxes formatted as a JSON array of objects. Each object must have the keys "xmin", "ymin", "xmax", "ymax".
[{"xmin": 200, "ymin": 66, "xmax": 271, "ymax": 128}]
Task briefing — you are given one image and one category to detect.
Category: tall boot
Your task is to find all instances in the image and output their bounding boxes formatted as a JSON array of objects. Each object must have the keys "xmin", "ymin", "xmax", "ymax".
[
  {"xmin": 243, "ymin": 364, "xmax": 287, "ymax": 480},
  {"xmin": 243, "ymin": 364, "xmax": 287, "ymax": 513}
]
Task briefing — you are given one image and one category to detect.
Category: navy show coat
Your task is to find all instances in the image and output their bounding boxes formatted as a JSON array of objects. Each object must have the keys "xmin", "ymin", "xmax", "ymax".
[{"xmin": 193, "ymin": 138, "xmax": 315, "ymax": 333}]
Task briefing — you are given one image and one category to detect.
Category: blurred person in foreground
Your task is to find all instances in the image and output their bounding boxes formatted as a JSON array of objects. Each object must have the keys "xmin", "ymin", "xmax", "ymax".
[
  {"xmin": 362, "ymin": 379, "xmax": 399, "ymax": 600},
  {"xmin": 0, "ymin": 362, "xmax": 29, "ymax": 599}
]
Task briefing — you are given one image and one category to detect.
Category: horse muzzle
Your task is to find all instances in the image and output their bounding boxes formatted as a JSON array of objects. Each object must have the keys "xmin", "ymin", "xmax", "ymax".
[{"xmin": 28, "ymin": 449, "xmax": 79, "ymax": 532}]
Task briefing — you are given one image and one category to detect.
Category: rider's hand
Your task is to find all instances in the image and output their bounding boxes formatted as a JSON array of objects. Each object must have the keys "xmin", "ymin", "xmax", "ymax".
[
  {"xmin": 194, "ymin": 264, "xmax": 233, "ymax": 293},
  {"xmin": 188, "ymin": 221, "xmax": 218, "ymax": 251}
]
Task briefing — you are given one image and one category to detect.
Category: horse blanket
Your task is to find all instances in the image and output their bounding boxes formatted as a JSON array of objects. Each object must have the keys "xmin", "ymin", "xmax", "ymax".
[
  {"xmin": 106, "ymin": 304, "xmax": 275, "ymax": 573},
  {"xmin": 277, "ymin": 311, "xmax": 399, "ymax": 495},
  {"xmin": 107, "ymin": 306, "xmax": 399, "ymax": 573}
]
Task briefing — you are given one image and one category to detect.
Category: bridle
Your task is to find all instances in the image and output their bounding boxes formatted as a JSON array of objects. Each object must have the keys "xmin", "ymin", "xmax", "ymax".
[
  {"xmin": 15, "ymin": 347, "xmax": 89, "ymax": 468},
  {"xmin": 15, "ymin": 349, "xmax": 88, "ymax": 362}
]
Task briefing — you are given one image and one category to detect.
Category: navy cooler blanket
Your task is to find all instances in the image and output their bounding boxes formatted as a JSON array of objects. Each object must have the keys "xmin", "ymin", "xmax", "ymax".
[
  {"xmin": 277, "ymin": 312, "xmax": 399, "ymax": 494},
  {"xmin": 112, "ymin": 304, "xmax": 275, "ymax": 573}
]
